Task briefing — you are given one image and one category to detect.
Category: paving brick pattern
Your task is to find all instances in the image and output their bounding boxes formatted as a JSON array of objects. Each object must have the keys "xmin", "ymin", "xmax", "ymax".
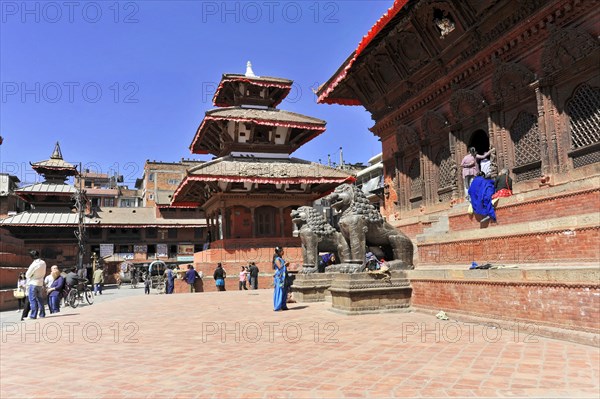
[{"xmin": 1, "ymin": 290, "xmax": 598, "ymax": 398}]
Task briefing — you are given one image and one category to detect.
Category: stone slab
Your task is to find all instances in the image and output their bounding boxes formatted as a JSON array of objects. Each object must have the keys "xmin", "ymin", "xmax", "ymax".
[
  {"xmin": 291, "ymin": 272, "xmax": 335, "ymax": 303},
  {"xmin": 329, "ymin": 271, "xmax": 412, "ymax": 315}
]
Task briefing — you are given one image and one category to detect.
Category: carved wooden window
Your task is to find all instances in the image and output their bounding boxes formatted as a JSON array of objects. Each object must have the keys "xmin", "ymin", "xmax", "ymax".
[
  {"xmin": 510, "ymin": 112, "xmax": 541, "ymax": 182},
  {"xmin": 436, "ymin": 146, "xmax": 454, "ymax": 202},
  {"xmin": 251, "ymin": 126, "xmax": 271, "ymax": 143},
  {"xmin": 408, "ymin": 158, "xmax": 422, "ymax": 208},
  {"xmin": 566, "ymin": 84, "xmax": 600, "ymax": 168},
  {"xmin": 255, "ymin": 207, "xmax": 276, "ymax": 237}
]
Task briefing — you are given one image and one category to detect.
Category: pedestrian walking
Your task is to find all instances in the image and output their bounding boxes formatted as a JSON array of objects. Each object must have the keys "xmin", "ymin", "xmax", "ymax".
[
  {"xmin": 16, "ymin": 273, "xmax": 27, "ymax": 312},
  {"xmin": 239, "ymin": 266, "xmax": 248, "ymax": 290},
  {"xmin": 185, "ymin": 265, "xmax": 199, "ymax": 293},
  {"xmin": 93, "ymin": 266, "xmax": 104, "ymax": 295},
  {"xmin": 25, "ymin": 250, "xmax": 46, "ymax": 319},
  {"xmin": 249, "ymin": 262, "xmax": 259, "ymax": 290},
  {"xmin": 273, "ymin": 247, "xmax": 288, "ymax": 311},
  {"xmin": 213, "ymin": 263, "xmax": 226, "ymax": 291}
]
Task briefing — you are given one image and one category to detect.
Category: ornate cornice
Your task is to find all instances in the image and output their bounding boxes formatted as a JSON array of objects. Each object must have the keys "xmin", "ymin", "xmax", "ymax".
[{"xmin": 372, "ymin": 0, "xmax": 592, "ymax": 132}]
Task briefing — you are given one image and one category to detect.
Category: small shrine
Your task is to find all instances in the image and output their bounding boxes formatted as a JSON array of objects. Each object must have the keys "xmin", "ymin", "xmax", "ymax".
[{"xmin": 17, "ymin": 142, "xmax": 78, "ymax": 209}]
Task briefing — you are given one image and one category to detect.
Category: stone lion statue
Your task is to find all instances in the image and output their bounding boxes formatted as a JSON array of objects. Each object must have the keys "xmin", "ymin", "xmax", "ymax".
[
  {"xmin": 291, "ymin": 206, "xmax": 350, "ymax": 274},
  {"xmin": 325, "ymin": 184, "xmax": 414, "ymax": 270}
]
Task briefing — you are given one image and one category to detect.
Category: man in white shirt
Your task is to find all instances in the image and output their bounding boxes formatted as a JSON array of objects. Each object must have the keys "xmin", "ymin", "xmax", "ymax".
[
  {"xmin": 25, "ymin": 250, "xmax": 47, "ymax": 319},
  {"xmin": 480, "ymin": 158, "xmax": 492, "ymax": 178}
]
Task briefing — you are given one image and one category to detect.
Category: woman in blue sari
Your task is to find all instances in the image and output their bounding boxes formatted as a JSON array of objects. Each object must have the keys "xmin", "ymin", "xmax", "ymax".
[{"xmin": 273, "ymin": 246, "xmax": 288, "ymax": 311}]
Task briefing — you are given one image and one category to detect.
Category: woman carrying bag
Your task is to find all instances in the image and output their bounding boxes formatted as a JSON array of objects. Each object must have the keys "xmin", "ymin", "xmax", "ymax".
[{"xmin": 15, "ymin": 273, "xmax": 27, "ymax": 312}]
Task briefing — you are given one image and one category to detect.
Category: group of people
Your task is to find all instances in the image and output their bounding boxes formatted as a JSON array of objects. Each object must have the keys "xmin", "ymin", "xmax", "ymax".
[
  {"xmin": 461, "ymin": 147, "xmax": 513, "ymax": 223},
  {"xmin": 237, "ymin": 262, "xmax": 259, "ymax": 290},
  {"xmin": 205, "ymin": 247, "xmax": 289, "ymax": 311},
  {"xmin": 17, "ymin": 247, "xmax": 293, "ymax": 314},
  {"xmin": 16, "ymin": 250, "xmax": 83, "ymax": 321}
]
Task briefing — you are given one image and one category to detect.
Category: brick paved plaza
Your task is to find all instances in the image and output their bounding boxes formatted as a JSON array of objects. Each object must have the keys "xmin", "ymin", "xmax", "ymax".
[{"xmin": 1, "ymin": 288, "xmax": 599, "ymax": 399}]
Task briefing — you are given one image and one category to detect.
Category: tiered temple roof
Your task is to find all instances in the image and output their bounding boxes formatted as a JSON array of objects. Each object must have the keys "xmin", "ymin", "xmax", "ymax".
[
  {"xmin": 189, "ymin": 63, "xmax": 327, "ymax": 158},
  {"xmin": 173, "ymin": 63, "xmax": 352, "ymax": 210},
  {"xmin": 171, "ymin": 155, "xmax": 352, "ymax": 207},
  {"xmin": 30, "ymin": 142, "xmax": 78, "ymax": 182}
]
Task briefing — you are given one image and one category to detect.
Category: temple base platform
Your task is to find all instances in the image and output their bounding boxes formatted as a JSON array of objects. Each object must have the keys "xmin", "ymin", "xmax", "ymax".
[{"xmin": 329, "ymin": 270, "xmax": 412, "ymax": 315}]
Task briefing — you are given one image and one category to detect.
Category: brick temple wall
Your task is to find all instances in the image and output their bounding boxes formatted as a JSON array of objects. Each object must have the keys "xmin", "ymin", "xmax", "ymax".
[
  {"xmin": 391, "ymin": 180, "xmax": 600, "ymax": 268},
  {"xmin": 409, "ymin": 268, "xmax": 600, "ymax": 342}
]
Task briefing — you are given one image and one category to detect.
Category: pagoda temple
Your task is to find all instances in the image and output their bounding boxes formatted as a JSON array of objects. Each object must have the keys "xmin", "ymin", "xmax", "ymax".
[
  {"xmin": 171, "ymin": 63, "xmax": 352, "ymax": 274},
  {"xmin": 18, "ymin": 142, "xmax": 79, "ymax": 214},
  {"xmin": 0, "ymin": 143, "xmax": 207, "ymax": 274}
]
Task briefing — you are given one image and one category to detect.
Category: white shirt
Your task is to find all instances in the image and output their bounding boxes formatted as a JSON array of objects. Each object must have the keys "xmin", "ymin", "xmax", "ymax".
[
  {"xmin": 25, "ymin": 259, "xmax": 47, "ymax": 286},
  {"xmin": 480, "ymin": 159, "xmax": 491, "ymax": 177},
  {"xmin": 44, "ymin": 274, "xmax": 55, "ymax": 288}
]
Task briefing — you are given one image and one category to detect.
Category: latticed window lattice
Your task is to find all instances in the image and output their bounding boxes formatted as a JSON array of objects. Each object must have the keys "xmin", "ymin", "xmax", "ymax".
[
  {"xmin": 567, "ymin": 84, "xmax": 600, "ymax": 150},
  {"xmin": 436, "ymin": 147, "xmax": 454, "ymax": 189},
  {"xmin": 510, "ymin": 112, "xmax": 541, "ymax": 167},
  {"xmin": 408, "ymin": 158, "xmax": 422, "ymax": 198}
]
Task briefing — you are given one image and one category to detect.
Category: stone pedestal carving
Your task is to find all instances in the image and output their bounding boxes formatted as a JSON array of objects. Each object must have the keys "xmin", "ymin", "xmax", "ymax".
[
  {"xmin": 329, "ymin": 271, "xmax": 412, "ymax": 315},
  {"xmin": 291, "ymin": 273, "xmax": 335, "ymax": 303}
]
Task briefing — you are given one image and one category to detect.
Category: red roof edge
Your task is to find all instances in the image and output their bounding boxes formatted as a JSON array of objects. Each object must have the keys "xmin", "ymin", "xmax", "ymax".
[{"xmin": 317, "ymin": 0, "xmax": 408, "ymax": 105}]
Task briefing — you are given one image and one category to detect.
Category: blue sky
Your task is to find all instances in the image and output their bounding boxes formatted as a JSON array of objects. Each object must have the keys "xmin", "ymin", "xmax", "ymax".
[{"xmin": 1, "ymin": 1, "xmax": 390, "ymax": 186}]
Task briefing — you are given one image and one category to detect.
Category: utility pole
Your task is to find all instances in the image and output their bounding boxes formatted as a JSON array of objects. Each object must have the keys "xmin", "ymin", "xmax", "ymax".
[
  {"xmin": 339, "ymin": 147, "xmax": 344, "ymax": 169},
  {"xmin": 73, "ymin": 162, "xmax": 88, "ymax": 274}
]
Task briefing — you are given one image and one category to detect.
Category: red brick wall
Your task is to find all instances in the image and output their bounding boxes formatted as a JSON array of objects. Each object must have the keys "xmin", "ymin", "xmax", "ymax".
[
  {"xmin": 0, "ymin": 267, "xmax": 28, "ymax": 289},
  {"xmin": 398, "ymin": 222, "xmax": 431, "ymax": 240},
  {"xmin": 418, "ymin": 227, "xmax": 600, "ymax": 266},
  {"xmin": 411, "ymin": 280, "xmax": 600, "ymax": 332},
  {"xmin": 198, "ymin": 275, "xmax": 274, "ymax": 293}
]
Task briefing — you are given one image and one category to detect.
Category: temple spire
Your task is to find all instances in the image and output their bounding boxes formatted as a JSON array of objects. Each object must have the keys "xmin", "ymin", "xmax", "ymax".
[
  {"xmin": 245, "ymin": 61, "xmax": 256, "ymax": 78},
  {"xmin": 50, "ymin": 141, "xmax": 63, "ymax": 160}
]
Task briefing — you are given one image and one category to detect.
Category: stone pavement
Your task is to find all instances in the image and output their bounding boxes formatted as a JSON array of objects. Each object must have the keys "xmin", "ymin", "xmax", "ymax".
[{"xmin": 0, "ymin": 289, "xmax": 598, "ymax": 399}]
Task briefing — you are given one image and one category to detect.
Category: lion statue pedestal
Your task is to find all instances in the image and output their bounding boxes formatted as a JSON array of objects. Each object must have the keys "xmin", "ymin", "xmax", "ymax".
[{"xmin": 328, "ymin": 271, "xmax": 413, "ymax": 315}]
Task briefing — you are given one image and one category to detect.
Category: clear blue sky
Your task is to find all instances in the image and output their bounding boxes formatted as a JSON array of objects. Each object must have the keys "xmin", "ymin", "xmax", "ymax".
[{"xmin": 1, "ymin": 1, "xmax": 390, "ymax": 186}]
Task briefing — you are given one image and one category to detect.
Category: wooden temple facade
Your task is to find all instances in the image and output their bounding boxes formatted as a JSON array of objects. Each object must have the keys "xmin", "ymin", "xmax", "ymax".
[
  {"xmin": 316, "ymin": 0, "xmax": 599, "ymax": 340},
  {"xmin": 318, "ymin": 0, "xmax": 599, "ymax": 264}
]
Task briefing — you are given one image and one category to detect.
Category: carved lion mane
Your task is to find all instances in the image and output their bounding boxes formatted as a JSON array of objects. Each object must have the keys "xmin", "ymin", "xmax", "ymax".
[{"xmin": 293, "ymin": 206, "xmax": 337, "ymax": 237}]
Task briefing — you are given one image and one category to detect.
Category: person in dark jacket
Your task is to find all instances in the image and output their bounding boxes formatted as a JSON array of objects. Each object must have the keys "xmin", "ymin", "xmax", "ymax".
[
  {"xmin": 248, "ymin": 262, "xmax": 259, "ymax": 290},
  {"xmin": 46, "ymin": 267, "xmax": 65, "ymax": 313},
  {"xmin": 185, "ymin": 265, "xmax": 199, "ymax": 293},
  {"xmin": 213, "ymin": 263, "xmax": 226, "ymax": 291},
  {"xmin": 492, "ymin": 168, "xmax": 513, "ymax": 207},
  {"xmin": 165, "ymin": 267, "xmax": 176, "ymax": 294}
]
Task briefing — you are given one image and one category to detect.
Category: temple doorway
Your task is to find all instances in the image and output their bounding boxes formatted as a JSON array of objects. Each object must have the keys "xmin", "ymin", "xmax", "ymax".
[{"xmin": 468, "ymin": 129, "xmax": 490, "ymax": 155}]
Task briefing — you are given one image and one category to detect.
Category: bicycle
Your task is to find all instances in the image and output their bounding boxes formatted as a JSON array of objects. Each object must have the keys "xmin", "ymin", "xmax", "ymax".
[
  {"xmin": 65, "ymin": 279, "xmax": 94, "ymax": 308},
  {"xmin": 155, "ymin": 275, "xmax": 165, "ymax": 294}
]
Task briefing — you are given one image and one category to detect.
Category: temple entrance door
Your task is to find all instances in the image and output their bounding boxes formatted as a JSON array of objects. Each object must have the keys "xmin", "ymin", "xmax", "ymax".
[
  {"xmin": 255, "ymin": 206, "xmax": 276, "ymax": 237},
  {"xmin": 468, "ymin": 129, "xmax": 490, "ymax": 155}
]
